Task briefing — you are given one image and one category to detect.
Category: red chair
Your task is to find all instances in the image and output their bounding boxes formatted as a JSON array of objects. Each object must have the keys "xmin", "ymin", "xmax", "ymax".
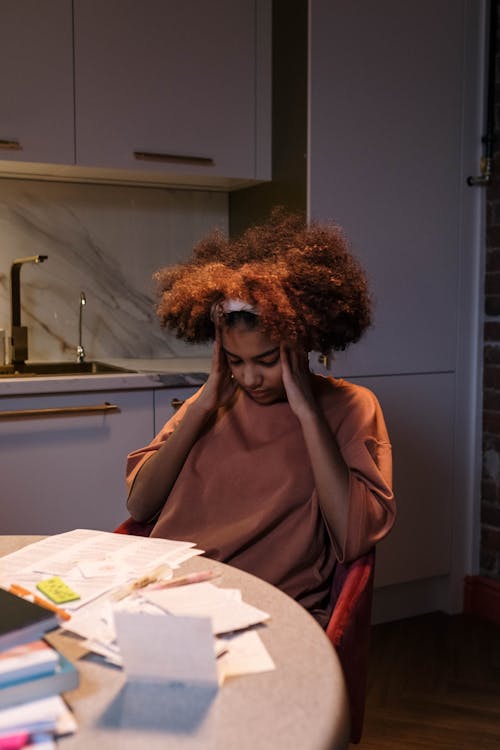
[
  {"xmin": 114, "ymin": 517, "xmax": 374, "ymax": 743},
  {"xmin": 114, "ymin": 516, "xmax": 155, "ymax": 537},
  {"xmin": 325, "ymin": 548, "xmax": 375, "ymax": 744}
]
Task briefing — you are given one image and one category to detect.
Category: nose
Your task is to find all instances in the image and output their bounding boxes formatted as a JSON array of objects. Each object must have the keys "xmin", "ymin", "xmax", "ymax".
[{"xmin": 242, "ymin": 363, "xmax": 262, "ymax": 389}]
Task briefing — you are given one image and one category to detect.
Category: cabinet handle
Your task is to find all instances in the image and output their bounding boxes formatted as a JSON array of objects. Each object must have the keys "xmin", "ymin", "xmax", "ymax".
[
  {"xmin": 170, "ymin": 398, "xmax": 185, "ymax": 410},
  {"xmin": 0, "ymin": 402, "xmax": 119, "ymax": 420},
  {"xmin": 133, "ymin": 151, "xmax": 214, "ymax": 167},
  {"xmin": 0, "ymin": 139, "xmax": 22, "ymax": 151}
]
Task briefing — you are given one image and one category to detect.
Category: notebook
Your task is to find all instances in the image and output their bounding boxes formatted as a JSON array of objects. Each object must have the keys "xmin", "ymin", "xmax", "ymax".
[
  {"xmin": 0, "ymin": 588, "xmax": 59, "ymax": 652},
  {"xmin": 0, "ymin": 650, "xmax": 79, "ymax": 709},
  {"xmin": 0, "ymin": 640, "xmax": 59, "ymax": 686}
]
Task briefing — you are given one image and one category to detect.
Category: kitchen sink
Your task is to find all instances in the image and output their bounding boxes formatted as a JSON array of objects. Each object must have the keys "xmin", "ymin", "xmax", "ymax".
[{"xmin": 0, "ymin": 361, "xmax": 134, "ymax": 378}]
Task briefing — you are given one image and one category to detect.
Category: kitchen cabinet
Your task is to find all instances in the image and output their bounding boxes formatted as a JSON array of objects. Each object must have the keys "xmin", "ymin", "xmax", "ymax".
[
  {"xmin": 0, "ymin": 0, "xmax": 74, "ymax": 166},
  {"xmin": 309, "ymin": 0, "xmax": 466, "ymax": 378},
  {"xmin": 153, "ymin": 387, "xmax": 199, "ymax": 434},
  {"xmin": 0, "ymin": 389, "xmax": 155, "ymax": 535},
  {"xmin": 73, "ymin": 0, "xmax": 271, "ymax": 187},
  {"xmin": 0, "ymin": 0, "xmax": 271, "ymax": 189},
  {"xmin": 0, "ymin": 383, "xmax": 202, "ymax": 535},
  {"xmin": 348, "ymin": 373, "xmax": 455, "ymax": 589},
  {"xmin": 308, "ymin": 0, "xmax": 483, "ymax": 620}
]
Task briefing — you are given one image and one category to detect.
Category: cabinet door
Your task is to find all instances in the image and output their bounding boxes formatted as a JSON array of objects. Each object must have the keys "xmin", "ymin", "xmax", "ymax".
[
  {"xmin": 309, "ymin": 0, "xmax": 474, "ymax": 376},
  {"xmin": 154, "ymin": 387, "xmax": 199, "ymax": 434},
  {"xmin": 0, "ymin": 0, "xmax": 74, "ymax": 165},
  {"xmin": 0, "ymin": 390, "xmax": 154, "ymax": 534},
  {"xmin": 74, "ymin": 0, "xmax": 271, "ymax": 182},
  {"xmin": 347, "ymin": 373, "xmax": 455, "ymax": 588}
]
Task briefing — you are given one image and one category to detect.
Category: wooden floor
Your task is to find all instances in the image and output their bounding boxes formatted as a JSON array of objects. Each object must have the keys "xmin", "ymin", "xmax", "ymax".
[{"xmin": 358, "ymin": 612, "xmax": 500, "ymax": 749}]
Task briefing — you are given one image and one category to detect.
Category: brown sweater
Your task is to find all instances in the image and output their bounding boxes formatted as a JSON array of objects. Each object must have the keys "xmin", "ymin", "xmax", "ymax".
[{"xmin": 126, "ymin": 375, "xmax": 395, "ymax": 626}]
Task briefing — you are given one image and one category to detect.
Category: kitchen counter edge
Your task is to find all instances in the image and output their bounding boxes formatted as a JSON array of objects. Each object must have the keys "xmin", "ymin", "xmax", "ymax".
[{"xmin": 0, "ymin": 358, "xmax": 211, "ymax": 396}]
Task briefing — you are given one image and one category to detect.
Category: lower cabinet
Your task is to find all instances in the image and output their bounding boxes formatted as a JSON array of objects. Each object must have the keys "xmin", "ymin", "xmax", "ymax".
[
  {"xmin": 0, "ymin": 389, "xmax": 156, "ymax": 534},
  {"xmin": 153, "ymin": 386, "xmax": 199, "ymax": 433},
  {"xmin": 347, "ymin": 372, "xmax": 457, "ymax": 620},
  {"xmin": 350, "ymin": 372, "xmax": 455, "ymax": 588},
  {"xmin": 0, "ymin": 385, "xmax": 201, "ymax": 535}
]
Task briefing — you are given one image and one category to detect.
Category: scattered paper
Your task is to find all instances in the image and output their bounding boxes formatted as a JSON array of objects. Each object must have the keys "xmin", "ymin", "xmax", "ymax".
[
  {"xmin": 0, "ymin": 530, "xmax": 204, "ymax": 610},
  {"xmin": 145, "ymin": 582, "xmax": 270, "ymax": 634},
  {"xmin": 0, "ymin": 530, "xmax": 275, "ymax": 686},
  {"xmin": 217, "ymin": 630, "xmax": 275, "ymax": 684},
  {"xmin": 62, "ymin": 596, "xmax": 168, "ymax": 666}
]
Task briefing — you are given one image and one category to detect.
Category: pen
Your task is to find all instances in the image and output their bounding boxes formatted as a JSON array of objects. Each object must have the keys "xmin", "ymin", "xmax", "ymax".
[
  {"xmin": 149, "ymin": 569, "xmax": 221, "ymax": 590},
  {"xmin": 9, "ymin": 584, "xmax": 72, "ymax": 621}
]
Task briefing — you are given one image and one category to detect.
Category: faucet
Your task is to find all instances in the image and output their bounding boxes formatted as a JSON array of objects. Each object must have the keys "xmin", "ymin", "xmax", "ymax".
[
  {"xmin": 10, "ymin": 255, "xmax": 48, "ymax": 365},
  {"xmin": 77, "ymin": 291, "xmax": 86, "ymax": 363}
]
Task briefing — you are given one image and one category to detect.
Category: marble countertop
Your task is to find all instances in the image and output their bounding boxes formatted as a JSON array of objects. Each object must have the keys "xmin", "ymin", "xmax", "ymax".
[{"xmin": 0, "ymin": 357, "xmax": 211, "ymax": 396}]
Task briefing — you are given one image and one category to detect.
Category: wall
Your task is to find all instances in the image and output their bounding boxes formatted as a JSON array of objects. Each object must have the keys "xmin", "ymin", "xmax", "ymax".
[
  {"xmin": 482, "ymin": 0, "xmax": 500, "ymax": 581},
  {"xmin": 0, "ymin": 179, "xmax": 226, "ymax": 362}
]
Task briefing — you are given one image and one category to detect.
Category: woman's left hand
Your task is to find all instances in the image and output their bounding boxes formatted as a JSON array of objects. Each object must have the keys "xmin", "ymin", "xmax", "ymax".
[{"xmin": 280, "ymin": 344, "xmax": 318, "ymax": 420}]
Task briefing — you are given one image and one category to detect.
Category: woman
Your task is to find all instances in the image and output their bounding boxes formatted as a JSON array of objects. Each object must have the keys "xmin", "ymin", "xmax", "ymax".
[{"xmin": 126, "ymin": 210, "xmax": 395, "ymax": 627}]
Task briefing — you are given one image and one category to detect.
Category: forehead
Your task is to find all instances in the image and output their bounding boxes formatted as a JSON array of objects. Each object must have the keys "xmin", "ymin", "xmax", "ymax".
[{"xmin": 221, "ymin": 324, "xmax": 278, "ymax": 358}]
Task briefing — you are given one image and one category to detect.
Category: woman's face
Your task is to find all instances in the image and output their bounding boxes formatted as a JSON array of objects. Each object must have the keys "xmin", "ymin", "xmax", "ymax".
[{"xmin": 221, "ymin": 323, "xmax": 286, "ymax": 405}]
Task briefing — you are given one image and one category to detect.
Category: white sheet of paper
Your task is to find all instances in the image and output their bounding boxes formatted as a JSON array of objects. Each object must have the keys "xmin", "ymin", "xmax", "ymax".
[
  {"xmin": 217, "ymin": 630, "xmax": 276, "ymax": 683},
  {"xmin": 113, "ymin": 610, "xmax": 219, "ymax": 689},
  {"xmin": 0, "ymin": 529, "xmax": 203, "ymax": 610},
  {"xmin": 144, "ymin": 582, "xmax": 270, "ymax": 634}
]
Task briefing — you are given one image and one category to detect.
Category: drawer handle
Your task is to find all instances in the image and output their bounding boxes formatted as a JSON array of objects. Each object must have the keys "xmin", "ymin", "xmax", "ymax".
[
  {"xmin": 0, "ymin": 139, "xmax": 22, "ymax": 151},
  {"xmin": 133, "ymin": 151, "xmax": 214, "ymax": 167},
  {"xmin": 170, "ymin": 398, "xmax": 185, "ymax": 410},
  {"xmin": 0, "ymin": 402, "xmax": 119, "ymax": 420}
]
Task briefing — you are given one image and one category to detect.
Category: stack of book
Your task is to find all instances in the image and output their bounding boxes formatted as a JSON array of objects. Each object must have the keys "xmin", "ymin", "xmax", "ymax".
[{"xmin": 0, "ymin": 588, "xmax": 79, "ymax": 744}]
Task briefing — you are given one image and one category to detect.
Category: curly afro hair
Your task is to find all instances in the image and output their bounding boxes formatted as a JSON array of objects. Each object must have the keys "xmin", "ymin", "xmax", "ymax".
[{"xmin": 154, "ymin": 208, "xmax": 372, "ymax": 354}]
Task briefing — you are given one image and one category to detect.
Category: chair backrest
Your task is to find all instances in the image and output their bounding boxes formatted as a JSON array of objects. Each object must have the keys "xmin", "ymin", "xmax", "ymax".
[
  {"xmin": 325, "ymin": 548, "xmax": 375, "ymax": 745},
  {"xmin": 114, "ymin": 516, "xmax": 155, "ymax": 537}
]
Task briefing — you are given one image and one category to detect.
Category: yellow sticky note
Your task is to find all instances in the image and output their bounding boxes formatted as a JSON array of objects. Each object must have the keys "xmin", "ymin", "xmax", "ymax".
[{"xmin": 36, "ymin": 576, "xmax": 80, "ymax": 604}]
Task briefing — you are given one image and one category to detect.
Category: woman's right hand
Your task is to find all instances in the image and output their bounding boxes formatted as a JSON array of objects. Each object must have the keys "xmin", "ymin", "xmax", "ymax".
[{"xmin": 195, "ymin": 327, "xmax": 237, "ymax": 414}]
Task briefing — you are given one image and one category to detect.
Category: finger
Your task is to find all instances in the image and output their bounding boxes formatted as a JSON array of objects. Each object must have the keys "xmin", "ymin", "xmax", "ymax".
[
  {"xmin": 214, "ymin": 326, "xmax": 228, "ymax": 371},
  {"xmin": 214, "ymin": 324, "xmax": 222, "ymax": 350},
  {"xmin": 280, "ymin": 343, "xmax": 291, "ymax": 373},
  {"xmin": 286, "ymin": 346, "xmax": 309, "ymax": 372},
  {"xmin": 210, "ymin": 337, "xmax": 220, "ymax": 371},
  {"xmin": 297, "ymin": 349, "xmax": 311, "ymax": 373},
  {"xmin": 285, "ymin": 346, "xmax": 301, "ymax": 375}
]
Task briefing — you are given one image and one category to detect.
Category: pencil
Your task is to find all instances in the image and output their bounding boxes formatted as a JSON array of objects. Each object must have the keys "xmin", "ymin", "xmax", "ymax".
[
  {"xmin": 9, "ymin": 583, "xmax": 72, "ymax": 621},
  {"xmin": 111, "ymin": 563, "xmax": 172, "ymax": 601},
  {"xmin": 149, "ymin": 569, "xmax": 221, "ymax": 590}
]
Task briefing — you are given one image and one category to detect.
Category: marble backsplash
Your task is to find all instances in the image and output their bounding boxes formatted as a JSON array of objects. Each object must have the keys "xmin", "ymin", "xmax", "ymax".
[{"xmin": 0, "ymin": 179, "xmax": 227, "ymax": 363}]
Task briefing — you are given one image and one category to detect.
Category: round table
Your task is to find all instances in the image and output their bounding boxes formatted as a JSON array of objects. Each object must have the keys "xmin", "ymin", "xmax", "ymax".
[{"xmin": 0, "ymin": 535, "xmax": 350, "ymax": 750}]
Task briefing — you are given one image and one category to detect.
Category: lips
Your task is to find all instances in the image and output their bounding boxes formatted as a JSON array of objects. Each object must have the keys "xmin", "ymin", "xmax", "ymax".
[{"xmin": 246, "ymin": 389, "xmax": 272, "ymax": 402}]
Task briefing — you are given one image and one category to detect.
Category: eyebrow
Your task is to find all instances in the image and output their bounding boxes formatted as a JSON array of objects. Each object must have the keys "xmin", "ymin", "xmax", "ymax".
[{"xmin": 222, "ymin": 346, "xmax": 280, "ymax": 361}]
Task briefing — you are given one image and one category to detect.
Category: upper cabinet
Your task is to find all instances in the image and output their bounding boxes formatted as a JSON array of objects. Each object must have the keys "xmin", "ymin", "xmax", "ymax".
[
  {"xmin": 74, "ymin": 0, "xmax": 271, "ymax": 188},
  {"xmin": 0, "ymin": 0, "xmax": 271, "ymax": 190},
  {"xmin": 0, "ymin": 0, "xmax": 74, "ymax": 165}
]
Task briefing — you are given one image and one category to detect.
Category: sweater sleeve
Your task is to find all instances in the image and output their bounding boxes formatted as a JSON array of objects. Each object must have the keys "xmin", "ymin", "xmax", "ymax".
[
  {"xmin": 125, "ymin": 387, "xmax": 203, "ymax": 491},
  {"xmin": 325, "ymin": 381, "xmax": 395, "ymax": 563}
]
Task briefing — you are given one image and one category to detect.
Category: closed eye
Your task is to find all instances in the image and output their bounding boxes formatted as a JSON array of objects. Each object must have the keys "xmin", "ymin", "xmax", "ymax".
[
  {"xmin": 257, "ymin": 356, "xmax": 280, "ymax": 367},
  {"xmin": 224, "ymin": 346, "xmax": 280, "ymax": 367}
]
